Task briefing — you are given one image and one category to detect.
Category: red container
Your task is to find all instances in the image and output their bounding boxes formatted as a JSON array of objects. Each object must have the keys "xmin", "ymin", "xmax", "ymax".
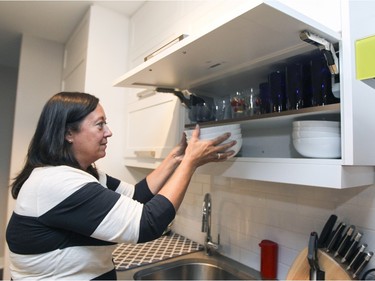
[{"xmin": 259, "ymin": 239, "xmax": 278, "ymax": 279}]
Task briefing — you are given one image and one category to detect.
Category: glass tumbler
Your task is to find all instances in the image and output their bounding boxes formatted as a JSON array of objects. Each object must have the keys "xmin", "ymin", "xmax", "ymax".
[
  {"xmin": 259, "ymin": 82, "xmax": 271, "ymax": 114},
  {"xmin": 214, "ymin": 97, "xmax": 231, "ymax": 121},
  {"xmin": 244, "ymin": 87, "xmax": 261, "ymax": 116},
  {"xmin": 309, "ymin": 53, "xmax": 337, "ymax": 106},
  {"xmin": 286, "ymin": 62, "xmax": 305, "ymax": 110},
  {"xmin": 269, "ymin": 70, "xmax": 286, "ymax": 112}
]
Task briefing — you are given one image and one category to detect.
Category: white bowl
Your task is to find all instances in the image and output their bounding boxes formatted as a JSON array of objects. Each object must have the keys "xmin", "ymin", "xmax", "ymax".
[
  {"xmin": 186, "ymin": 134, "xmax": 242, "ymax": 158},
  {"xmin": 292, "ymin": 130, "xmax": 340, "ymax": 139},
  {"xmin": 222, "ymin": 133, "xmax": 242, "ymax": 143},
  {"xmin": 185, "ymin": 124, "xmax": 241, "ymax": 138},
  {"xmin": 186, "ymin": 129, "xmax": 241, "ymax": 140},
  {"xmin": 200, "ymin": 124, "xmax": 241, "ymax": 134},
  {"xmin": 293, "ymin": 120, "xmax": 340, "ymax": 128},
  {"xmin": 293, "ymin": 126, "xmax": 340, "ymax": 133},
  {"xmin": 226, "ymin": 137, "xmax": 242, "ymax": 158},
  {"xmin": 187, "ymin": 133, "xmax": 242, "ymax": 142},
  {"xmin": 293, "ymin": 136, "xmax": 341, "ymax": 158}
]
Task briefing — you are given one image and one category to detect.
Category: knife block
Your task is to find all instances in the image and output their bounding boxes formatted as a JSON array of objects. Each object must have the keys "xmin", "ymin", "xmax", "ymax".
[{"xmin": 286, "ymin": 247, "xmax": 353, "ymax": 280}]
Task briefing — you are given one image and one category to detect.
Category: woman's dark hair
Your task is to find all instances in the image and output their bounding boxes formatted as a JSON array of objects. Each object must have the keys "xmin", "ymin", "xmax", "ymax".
[{"xmin": 11, "ymin": 92, "xmax": 100, "ymax": 199}]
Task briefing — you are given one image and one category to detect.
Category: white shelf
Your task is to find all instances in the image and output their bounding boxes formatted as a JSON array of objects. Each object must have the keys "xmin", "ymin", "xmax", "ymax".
[{"xmin": 197, "ymin": 157, "xmax": 375, "ymax": 189}]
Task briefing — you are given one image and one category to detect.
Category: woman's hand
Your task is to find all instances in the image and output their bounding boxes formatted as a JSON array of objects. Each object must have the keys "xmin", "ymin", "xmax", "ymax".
[
  {"xmin": 183, "ymin": 124, "xmax": 236, "ymax": 168},
  {"xmin": 170, "ymin": 132, "xmax": 188, "ymax": 163},
  {"xmin": 145, "ymin": 132, "xmax": 187, "ymax": 194},
  {"xmin": 155, "ymin": 124, "xmax": 236, "ymax": 211},
  {"xmin": 146, "ymin": 124, "xmax": 235, "ymax": 199}
]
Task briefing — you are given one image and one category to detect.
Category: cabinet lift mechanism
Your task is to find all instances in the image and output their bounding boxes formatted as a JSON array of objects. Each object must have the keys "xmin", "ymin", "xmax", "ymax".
[{"xmin": 299, "ymin": 30, "xmax": 339, "ymax": 75}]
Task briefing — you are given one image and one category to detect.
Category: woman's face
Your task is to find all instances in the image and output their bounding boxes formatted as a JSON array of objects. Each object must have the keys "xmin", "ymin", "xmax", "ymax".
[{"xmin": 67, "ymin": 103, "xmax": 112, "ymax": 169}]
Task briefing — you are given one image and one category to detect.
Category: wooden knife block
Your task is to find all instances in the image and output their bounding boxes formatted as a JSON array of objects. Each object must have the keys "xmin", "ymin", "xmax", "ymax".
[{"xmin": 286, "ymin": 247, "xmax": 353, "ymax": 280}]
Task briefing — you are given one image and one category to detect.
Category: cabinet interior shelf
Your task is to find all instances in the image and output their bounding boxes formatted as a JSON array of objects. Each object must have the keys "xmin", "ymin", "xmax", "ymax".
[{"xmin": 185, "ymin": 103, "xmax": 340, "ymax": 130}]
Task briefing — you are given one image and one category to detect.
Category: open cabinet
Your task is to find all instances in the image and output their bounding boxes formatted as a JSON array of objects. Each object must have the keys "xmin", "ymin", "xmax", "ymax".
[
  {"xmin": 114, "ymin": 0, "xmax": 375, "ymax": 188},
  {"xmin": 123, "ymin": 92, "xmax": 185, "ymax": 169}
]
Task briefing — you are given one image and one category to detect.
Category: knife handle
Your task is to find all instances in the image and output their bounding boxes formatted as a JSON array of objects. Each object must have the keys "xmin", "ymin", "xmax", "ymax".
[
  {"xmin": 353, "ymin": 252, "xmax": 373, "ymax": 279},
  {"xmin": 318, "ymin": 214, "xmax": 337, "ymax": 248},
  {"xmin": 341, "ymin": 232, "xmax": 362, "ymax": 264},
  {"xmin": 326, "ymin": 222, "xmax": 346, "ymax": 253},
  {"xmin": 334, "ymin": 225, "xmax": 355, "ymax": 257},
  {"xmin": 347, "ymin": 244, "xmax": 367, "ymax": 271}
]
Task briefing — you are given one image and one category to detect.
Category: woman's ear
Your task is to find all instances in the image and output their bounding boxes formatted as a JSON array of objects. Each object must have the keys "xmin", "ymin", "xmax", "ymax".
[{"xmin": 65, "ymin": 130, "xmax": 73, "ymax": 143}]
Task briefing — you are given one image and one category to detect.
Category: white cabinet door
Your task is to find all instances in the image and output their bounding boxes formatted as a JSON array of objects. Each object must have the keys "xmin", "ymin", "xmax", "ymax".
[
  {"xmin": 62, "ymin": 14, "xmax": 89, "ymax": 88},
  {"xmin": 128, "ymin": 1, "xmax": 185, "ymax": 68},
  {"xmin": 62, "ymin": 60, "xmax": 86, "ymax": 92},
  {"xmin": 124, "ymin": 92, "xmax": 185, "ymax": 169}
]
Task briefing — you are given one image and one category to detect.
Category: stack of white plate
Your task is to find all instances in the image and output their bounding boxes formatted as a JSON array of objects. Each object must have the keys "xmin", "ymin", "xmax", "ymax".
[
  {"xmin": 185, "ymin": 124, "xmax": 242, "ymax": 158},
  {"xmin": 292, "ymin": 120, "xmax": 341, "ymax": 158}
]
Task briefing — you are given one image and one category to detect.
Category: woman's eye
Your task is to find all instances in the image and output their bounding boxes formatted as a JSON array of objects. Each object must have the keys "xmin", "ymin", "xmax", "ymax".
[{"xmin": 97, "ymin": 121, "xmax": 107, "ymax": 129}]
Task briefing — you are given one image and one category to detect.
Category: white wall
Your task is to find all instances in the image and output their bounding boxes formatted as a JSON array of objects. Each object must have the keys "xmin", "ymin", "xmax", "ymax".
[
  {"xmin": 172, "ymin": 176, "xmax": 375, "ymax": 279},
  {"xmin": 3, "ymin": 34, "xmax": 64, "ymax": 280},
  {"xmin": 0, "ymin": 64, "xmax": 18, "ymax": 272}
]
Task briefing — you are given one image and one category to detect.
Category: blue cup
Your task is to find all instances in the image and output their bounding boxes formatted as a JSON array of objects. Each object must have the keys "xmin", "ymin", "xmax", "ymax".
[
  {"xmin": 259, "ymin": 82, "xmax": 271, "ymax": 114},
  {"xmin": 309, "ymin": 53, "xmax": 338, "ymax": 106},
  {"xmin": 286, "ymin": 62, "xmax": 307, "ymax": 110},
  {"xmin": 268, "ymin": 70, "xmax": 286, "ymax": 113}
]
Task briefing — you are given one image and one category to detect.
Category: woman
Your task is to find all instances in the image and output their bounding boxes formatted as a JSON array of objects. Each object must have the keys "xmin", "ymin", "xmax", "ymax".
[{"xmin": 6, "ymin": 92, "xmax": 236, "ymax": 280}]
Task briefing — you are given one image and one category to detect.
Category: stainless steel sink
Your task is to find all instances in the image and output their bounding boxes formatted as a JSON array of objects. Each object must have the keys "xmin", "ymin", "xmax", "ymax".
[{"xmin": 133, "ymin": 257, "xmax": 257, "ymax": 280}]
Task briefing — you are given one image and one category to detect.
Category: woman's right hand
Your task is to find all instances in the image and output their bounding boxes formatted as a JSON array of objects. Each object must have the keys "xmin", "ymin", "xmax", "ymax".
[{"xmin": 183, "ymin": 124, "xmax": 236, "ymax": 168}]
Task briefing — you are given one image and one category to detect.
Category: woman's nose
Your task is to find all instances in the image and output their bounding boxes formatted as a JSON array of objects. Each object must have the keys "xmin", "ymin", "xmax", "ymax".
[{"xmin": 104, "ymin": 124, "xmax": 112, "ymax": 137}]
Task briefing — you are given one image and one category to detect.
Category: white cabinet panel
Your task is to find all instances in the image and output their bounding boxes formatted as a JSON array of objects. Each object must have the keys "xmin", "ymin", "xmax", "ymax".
[
  {"xmin": 128, "ymin": 1, "xmax": 184, "ymax": 68},
  {"xmin": 116, "ymin": 2, "xmax": 340, "ymax": 91},
  {"xmin": 124, "ymin": 93, "xmax": 185, "ymax": 168},
  {"xmin": 63, "ymin": 15, "xmax": 89, "ymax": 79},
  {"xmin": 62, "ymin": 60, "xmax": 86, "ymax": 92}
]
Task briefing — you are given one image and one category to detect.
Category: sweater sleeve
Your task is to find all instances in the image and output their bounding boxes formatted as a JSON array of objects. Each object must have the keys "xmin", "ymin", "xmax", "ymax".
[
  {"xmin": 137, "ymin": 194, "xmax": 176, "ymax": 243},
  {"xmin": 98, "ymin": 171, "xmax": 153, "ymax": 203},
  {"xmin": 133, "ymin": 178, "xmax": 154, "ymax": 203}
]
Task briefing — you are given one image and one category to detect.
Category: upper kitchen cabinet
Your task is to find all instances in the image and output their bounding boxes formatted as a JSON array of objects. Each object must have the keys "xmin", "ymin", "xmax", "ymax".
[
  {"xmin": 114, "ymin": 0, "xmax": 375, "ymax": 189},
  {"xmin": 62, "ymin": 13, "xmax": 89, "ymax": 92},
  {"xmin": 62, "ymin": 5, "xmax": 129, "ymax": 94},
  {"xmin": 115, "ymin": 1, "xmax": 342, "ymax": 91}
]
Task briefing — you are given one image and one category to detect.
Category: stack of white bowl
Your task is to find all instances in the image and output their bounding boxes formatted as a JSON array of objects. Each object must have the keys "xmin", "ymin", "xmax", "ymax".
[
  {"xmin": 292, "ymin": 120, "xmax": 341, "ymax": 158},
  {"xmin": 185, "ymin": 124, "xmax": 242, "ymax": 158}
]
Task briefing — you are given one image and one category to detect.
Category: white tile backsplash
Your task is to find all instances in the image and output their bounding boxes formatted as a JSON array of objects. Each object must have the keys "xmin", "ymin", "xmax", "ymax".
[{"xmin": 172, "ymin": 175, "xmax": 375, "ymax": 279}]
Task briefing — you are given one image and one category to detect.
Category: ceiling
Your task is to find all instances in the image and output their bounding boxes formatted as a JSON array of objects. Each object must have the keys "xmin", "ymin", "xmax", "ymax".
[{"xmin": 0, "ymin": 1, "xmax": 146, "ymax": 67}]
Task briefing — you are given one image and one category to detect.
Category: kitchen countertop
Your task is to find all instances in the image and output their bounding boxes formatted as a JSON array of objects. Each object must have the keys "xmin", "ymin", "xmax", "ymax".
[{"xmin": 113, "ymin": 233, "xmax": 202, "ymax": 271}]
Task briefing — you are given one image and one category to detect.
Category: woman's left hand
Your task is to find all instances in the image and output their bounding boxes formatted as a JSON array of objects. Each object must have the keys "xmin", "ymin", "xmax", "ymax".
[{"xmin": 170, "ymin": 132, "xmax": 188, "ymax": 163}]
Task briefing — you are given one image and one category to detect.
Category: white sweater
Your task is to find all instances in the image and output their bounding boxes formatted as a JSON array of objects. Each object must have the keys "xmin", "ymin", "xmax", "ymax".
[{"xmin": 6, "ymin": 166, "xmax": 175, "ymax": 280}]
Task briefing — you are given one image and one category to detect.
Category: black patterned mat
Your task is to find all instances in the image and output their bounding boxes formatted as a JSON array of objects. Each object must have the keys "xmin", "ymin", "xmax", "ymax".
[{"xmin": 112, "ymin": 233, "xmax": 203, "ymax": 271}]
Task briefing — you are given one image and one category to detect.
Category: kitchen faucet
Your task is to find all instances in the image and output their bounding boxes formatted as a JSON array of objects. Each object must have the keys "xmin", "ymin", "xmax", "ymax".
[{"xmin": 202, "ymin": 193, "xmax": 220, "ymax": 255}]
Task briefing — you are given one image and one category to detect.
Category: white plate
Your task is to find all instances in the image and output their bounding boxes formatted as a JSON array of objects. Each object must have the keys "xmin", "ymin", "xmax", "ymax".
[
  {"xmin": 185, "ymin": 124, "xmax": 240, "ymax": 137},
  {"xmin": 293, "ymin": 120, "xmax": 340, "ymax": 128},
  {"xmin": 292, "ymin": 130, "xmax": 340, "ymax": 138},
  {"xmin": 293, "ymin": 126, "xmax": 340, "ymax": 133}
]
